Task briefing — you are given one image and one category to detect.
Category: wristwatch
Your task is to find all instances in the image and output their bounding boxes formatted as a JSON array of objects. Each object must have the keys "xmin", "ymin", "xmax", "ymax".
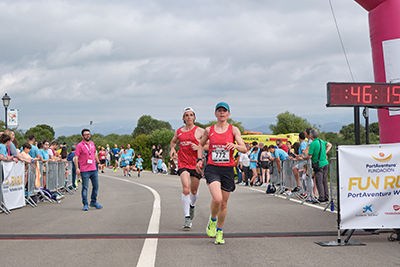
[{"xmin": 196, "ymin": 158, "xmax": 202, "ymax": 163}]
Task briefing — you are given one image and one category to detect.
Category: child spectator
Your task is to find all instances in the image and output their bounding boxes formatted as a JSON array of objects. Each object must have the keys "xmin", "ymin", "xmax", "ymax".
[
  {"xmin": 157, "ymin": 156, "xmax": 163, "ymax": 173},
  {"xmin": 169, "ymin": 160, "xmax": 177, "ymax": 175},
  {"xmin": 161, "ymin": 161, "xmax": 168, "ymax": 174}
]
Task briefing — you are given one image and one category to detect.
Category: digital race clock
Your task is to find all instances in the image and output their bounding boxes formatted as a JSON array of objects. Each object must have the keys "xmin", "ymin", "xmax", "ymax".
[{"xmin": 327, "ymin": 82, "xmax": 400, "ymax": 107}]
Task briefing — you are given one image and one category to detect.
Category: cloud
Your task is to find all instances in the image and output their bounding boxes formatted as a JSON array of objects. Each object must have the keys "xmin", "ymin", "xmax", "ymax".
[{"xmin": 0, "ymin": 0, "xmax": 375, "ymax": 132}]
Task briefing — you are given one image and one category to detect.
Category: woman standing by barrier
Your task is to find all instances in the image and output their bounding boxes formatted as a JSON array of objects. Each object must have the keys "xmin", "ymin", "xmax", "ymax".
[
  {"xmin": 260, "ymin": 146, "xmax": 271, "ymax": 187},
  {"xmin": 196, "ymin": 102, "xmax": 246, "ymax": 245}
]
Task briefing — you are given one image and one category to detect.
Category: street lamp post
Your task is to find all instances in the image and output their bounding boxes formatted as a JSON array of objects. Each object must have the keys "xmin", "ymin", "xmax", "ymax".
[{"xmin": 2, "ymin": 93, "xmax": 11, "ymax": 130}]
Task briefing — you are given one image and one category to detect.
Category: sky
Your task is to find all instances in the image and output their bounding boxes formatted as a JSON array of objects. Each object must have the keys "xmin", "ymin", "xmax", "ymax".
[{"xmin": 0, "ymin": 0, "xmax": 378, "ymax": 135}]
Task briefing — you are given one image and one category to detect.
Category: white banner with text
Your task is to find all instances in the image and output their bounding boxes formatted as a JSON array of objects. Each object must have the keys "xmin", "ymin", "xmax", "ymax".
[
  {"xmin": 2, "ymin": 161, "xmax": 25, "ymax": 210},
  {"xmin": 339, "ymin": 143, "xmax": 400, "ymax": 229}
]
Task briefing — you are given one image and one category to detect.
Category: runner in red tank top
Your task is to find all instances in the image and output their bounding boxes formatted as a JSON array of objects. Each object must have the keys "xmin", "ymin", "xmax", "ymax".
[
  {"xmin": 196, "ymin": 102, "xmax": 246, "ymax": 245},
  {"xmin": 170, "ymin": 107, "xmax": 206, "ymax": 230}
]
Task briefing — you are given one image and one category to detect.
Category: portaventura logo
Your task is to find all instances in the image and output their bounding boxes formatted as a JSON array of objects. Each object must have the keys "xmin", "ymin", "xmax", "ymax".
[
  {"xmin": 365, "ymin": 152, "xmax": 396, "ymax": 173},
  {"xmin": 371, "ymin": 152, "xmax": 392, "ymax": 162}
]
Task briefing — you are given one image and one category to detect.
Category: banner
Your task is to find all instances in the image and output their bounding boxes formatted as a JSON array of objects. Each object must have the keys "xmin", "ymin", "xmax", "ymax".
[
  {"xmin": 2, "ymin": 161, "xmax": 25, "ymax": 210},
  {"xmin": 7, "ymin": 108, "xmax": 18, "ymax": 127},
  {"xmin": 339, "ymin": 143, "xmax": 400, "ymax": 229}
]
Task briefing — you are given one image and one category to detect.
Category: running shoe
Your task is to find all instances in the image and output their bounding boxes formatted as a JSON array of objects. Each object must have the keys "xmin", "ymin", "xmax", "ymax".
[
  {"xmin": 292, "ymin": 186, "xmax": 301, "ymax": 192},
  {"xmin": 239, "ymin": 182, "xmax": 246, "ymax": 185},
  {"xmin": 83, "ymin": 204, "xmax": 89, "ymax": 211},
  {"xmin": 138, "ymin": 173, "xmax": 140, "ymax": 177},
  {"xmin": 127, "ymin": 173, "xmax": 131, "ymax": 177},
  {"xmin": 261, "ymin": 183, "xmax": 267, "ymax": 187},
  {"xmin": 206, "ymin": 216, "xmax": 217, "ymax": 237},
  {"xmin": 300, "ymin": 193, "xmax": 308, "ymax": 199},
  {"xmin": 190, "ymin": 205, "xmax": 195, "ymax": 220},
  {"xmin": 183, "ymin": 217, "xmax": 192, "ymax": 229},
  {"xmin": 90, "ymin": 203, "xmax": 103, "ymax": 209},
  {"xmin": 214, "ymin": 230, "xmax": 225, "ymax": 244},
  {"xmin": 114, "ymin": 168, "xmax": 117, "ymax": 173}
]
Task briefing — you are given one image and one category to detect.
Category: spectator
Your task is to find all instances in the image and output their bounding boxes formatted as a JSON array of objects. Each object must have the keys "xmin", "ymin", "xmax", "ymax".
[
  {"xmin": 48, "ymin": 140, "xmax": 59, "ymax": 159},
  {"xmin": 74, "ymin": 129, "xmax": 102, "ymax": 211},
  {"xmin": 151, "ymin": 145, "xmax": 157, "ymax": 173},
  {"xmin": 157, "ymin": 155, "xmax": 163, "ymax": 173},
  {"xmin": 302, "ymin": 129, "xmax": 332, "ymax": 204},
  {"xmin": 169, "ymin": 160, "xmax": 178, "ymax": 175},
  {"xmin": 3, "ymin": 130, "xmax": 21, "ymax": 163},
  {"xmin": 249, "ymin": 147, "xmax": 259, "ymax": 186},
  {"xmin": 161, "ymin": 161, "xmax": 168, "ymax": 174},
  {"xmin": 292, "ymin": 132, "xmax": 309, "ymax": 196},
  {"xmin": 239, "ymin": 144, "xmax": 251, "ymax": 185},
  {"xmin": 260, "ymin": 146, "xmax": 272, "ymax": 187},
  {"xmin": 256, "ymin": 142, "xmax": 264, "ymax": 185},
  {"xmin": 268, "ymin": 145, "xmax": 288, "ymax": 174},
  {"xmin": 26, "ymin": 134, "xmax": 41, "ymax": 160},
  {"xmin": 39, "ymin": 140, "xmax": 50, "ymax": 188},
  {"xmin": 286, "ymin": 141, "xmax": 297, "ymax": 158},
  {"xmin": 156, "ymin": 144, "xmax": 163, "ymax": 158},
  {"xmin": 0, "ymin": 134, "xmax": 14, "ymax": 162},
  {"xmin": 234, "ymin": 152, "xmax": 243, "ymax": 184},
  {"xmin": 276, "ymin": 139, "xmax": 288, "ymax": 153}
]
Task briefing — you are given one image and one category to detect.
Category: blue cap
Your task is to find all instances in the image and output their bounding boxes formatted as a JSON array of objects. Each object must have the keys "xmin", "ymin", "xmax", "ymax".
[{"xmin": 215, "ymin": 102, "xmax": 230, "ymax": 112}]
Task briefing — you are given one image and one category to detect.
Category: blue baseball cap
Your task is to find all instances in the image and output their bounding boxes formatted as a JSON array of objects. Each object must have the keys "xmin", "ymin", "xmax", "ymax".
[{"xmin": 215, "ymin": 102, "xmax": 230, "ymax": 112}]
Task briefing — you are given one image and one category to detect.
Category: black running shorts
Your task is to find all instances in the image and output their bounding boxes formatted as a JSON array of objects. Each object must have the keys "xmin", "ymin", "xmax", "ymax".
[
  {"xmin": 178, "ymin": 168, "xmax": 201, "ymax": 179},
  {"xmin": 204, "ymin": 164, "xmax": 235, "ymax": 192}
]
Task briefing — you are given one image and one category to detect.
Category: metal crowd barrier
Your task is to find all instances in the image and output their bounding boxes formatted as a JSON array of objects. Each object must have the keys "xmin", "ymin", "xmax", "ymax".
[
  {"xmin": 324, "ymin": 157, "xmax": 337, "ymax": 211},
  {"xmin": 268, "ymin": 158, "xmax": 337, "ymax": 211},
  {"xmin": 2, "ymin": 160, "xmax": 78, "ymax": 214}
]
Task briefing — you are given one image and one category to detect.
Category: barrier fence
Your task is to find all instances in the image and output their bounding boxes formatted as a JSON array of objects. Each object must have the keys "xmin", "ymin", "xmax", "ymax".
[
  {"xmin": 1, "ymin": 161, "xmax": 76, "ymax": 214},
  {"xmin": 268, "ymin": 158, "xmax": 337, "ymax": 210}
]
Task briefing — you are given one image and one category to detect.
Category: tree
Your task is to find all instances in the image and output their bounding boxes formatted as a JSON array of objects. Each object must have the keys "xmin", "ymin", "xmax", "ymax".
[
  {"xmin": 132, "ymin": 115, "xmax": 172, "ymax": 137},
  {"xmin": 24, "ymin": 124, "xmax": 55, "ymax": 142},
  {"xmin": 369, "ymin": 122, "xmax": 379, "ymax": 136},
  {"xmin": 339, "ymin": 123, "xmax": 380, "ymax": 145},
  {"xmin": 132, "ymin": 134, "xmax": 152, "ymax": 170},
  {"xmin": 269, "ymin": 111, "xmax": 314, "ymax": 134}
]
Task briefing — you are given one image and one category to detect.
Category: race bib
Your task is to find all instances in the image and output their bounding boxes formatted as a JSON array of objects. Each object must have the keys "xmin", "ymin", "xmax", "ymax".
[{"xmin": 212, "ymin": 148, "xmax": 229, "ymax": 163}]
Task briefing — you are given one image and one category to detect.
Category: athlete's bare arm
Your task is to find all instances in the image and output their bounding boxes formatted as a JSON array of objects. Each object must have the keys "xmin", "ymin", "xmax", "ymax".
[
  {"xmin": 226, "ymin": 126, "xmax": 246, "ymax": 153},
  {"xmin": 196, "ymin": 127, "xmax": 210, "ymax": 173},
  {"xmin": 169, "ymin": 130, "xmax": 179, "ymax": 158},
  {"xmin": 192, "ymin": 127, "xmax": 209, "ymax": 151}
]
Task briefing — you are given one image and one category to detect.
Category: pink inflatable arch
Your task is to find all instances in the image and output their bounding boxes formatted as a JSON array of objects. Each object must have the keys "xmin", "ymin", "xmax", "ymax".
[{"xmin": 355, "ymin": 0, "xmax": 400, "ymax": 143}]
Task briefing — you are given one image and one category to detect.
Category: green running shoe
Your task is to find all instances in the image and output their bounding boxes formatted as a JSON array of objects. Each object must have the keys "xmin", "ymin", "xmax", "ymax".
[
  {"xmin": 214, "ymin": 230, "xmax": 225, "ymax": 244},
  {"xmin": 206, "ymin": 216, "xmax": 217, "ymax": 237}
]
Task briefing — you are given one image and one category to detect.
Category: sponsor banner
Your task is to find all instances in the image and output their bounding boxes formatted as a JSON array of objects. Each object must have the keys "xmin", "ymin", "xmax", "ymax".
[
  {"xmin": 2, "ymin": 161, "xmax": 25, "ymax": 210},
  {"xmin": 339, "ymin": 144, "xmax": 400, "ymax": 229},
  {"xmin": 7, "ymin": 108, "xmax": 18, "ymax": 127}
]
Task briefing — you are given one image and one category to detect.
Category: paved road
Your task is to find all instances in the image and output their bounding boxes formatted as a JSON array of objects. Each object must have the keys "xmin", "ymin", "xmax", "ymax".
[{"xmin": 0, "ymin": 169, "xmax": 398, "ymax": 266}]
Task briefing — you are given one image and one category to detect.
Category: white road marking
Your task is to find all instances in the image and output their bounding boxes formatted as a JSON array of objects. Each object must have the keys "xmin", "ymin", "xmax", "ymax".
[{"xmin": 103, "ymin": 175, "xmax": 161, "ymax": 267}]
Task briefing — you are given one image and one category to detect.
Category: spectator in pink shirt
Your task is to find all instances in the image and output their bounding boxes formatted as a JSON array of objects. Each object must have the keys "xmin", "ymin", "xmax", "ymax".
[{"xmin": 73, "ymin": 129, "xmax": 102, "ymax": 211}]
